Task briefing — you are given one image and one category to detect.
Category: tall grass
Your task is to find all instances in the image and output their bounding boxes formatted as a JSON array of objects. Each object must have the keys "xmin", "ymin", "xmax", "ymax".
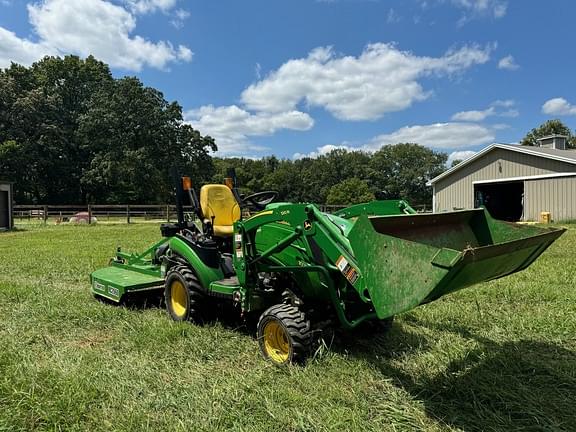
[{"xmin": 0, "ymin": 223, "xmax": 574, "ymax": 431}]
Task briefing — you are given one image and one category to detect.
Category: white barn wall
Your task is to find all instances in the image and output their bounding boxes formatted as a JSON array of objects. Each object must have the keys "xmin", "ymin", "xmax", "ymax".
[
  {"xmin": 434, "ymin": 148, "xmax": 576, "ymax": 214},
  {"xmin": 524, "ymin": 175, "xmax": 576, "ymax": 222}
]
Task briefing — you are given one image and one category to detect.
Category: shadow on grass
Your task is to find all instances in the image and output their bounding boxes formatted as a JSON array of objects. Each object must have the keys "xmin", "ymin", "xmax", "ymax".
[
  {"xmin": 109, "ymin": 291, "xmax": 254, "ymax": 334},
  {"xmin": 342, "ymin": 320, "xmax": 576, "ymax": 432},
  {"xmin": 95, "ymin": 291, "xmax": 164, "ymax": 310},
  {"xmin": 98, "ymin": 293, "xmax": 576, "ymax": 430},
  {"xmin": 1, "ymin": 226, "xmax": 27, "ymax": 233}
]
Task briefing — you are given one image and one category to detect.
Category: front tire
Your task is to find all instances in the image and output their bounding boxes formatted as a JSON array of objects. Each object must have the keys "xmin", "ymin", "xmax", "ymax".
[
  {"xmin": 257, "ymin": 304, "xmax": 312, "ymax": 365},
  {"xmin": 164, "ymin": 266, "xmax": 208, "ymax": 324}
]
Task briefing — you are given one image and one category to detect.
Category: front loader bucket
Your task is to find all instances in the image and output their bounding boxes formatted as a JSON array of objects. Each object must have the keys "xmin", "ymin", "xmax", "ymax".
[{"xmin": 347, "ymin": 209, "xmax": 565, "ymax": 319}]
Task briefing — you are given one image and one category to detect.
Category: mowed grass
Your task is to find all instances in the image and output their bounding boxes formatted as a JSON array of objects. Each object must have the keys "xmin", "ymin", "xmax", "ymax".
[{"xmin": 0, "ymin": 223, "xmax": 575, "ymax": 432}]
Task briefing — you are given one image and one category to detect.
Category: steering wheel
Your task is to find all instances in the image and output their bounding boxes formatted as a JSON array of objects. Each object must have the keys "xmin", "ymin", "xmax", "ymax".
[{"xmin": 243, "ymin": 191, "xmax": 279, "ymax": 211}]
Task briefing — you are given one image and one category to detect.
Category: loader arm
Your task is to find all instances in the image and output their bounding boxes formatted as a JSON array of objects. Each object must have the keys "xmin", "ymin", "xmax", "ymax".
[
  {"xmin": 233, "ymin": 204, "xmax": 377, "ymax": 329},
  {"xmin": 333, "ymin": 199, "xmax": 416, "ymax": 219}
]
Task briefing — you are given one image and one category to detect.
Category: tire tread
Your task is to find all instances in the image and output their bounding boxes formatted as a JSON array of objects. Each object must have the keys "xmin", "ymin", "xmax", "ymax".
[{"xmin": 257, "ymin": 304, "xmax": 312, "ymax": 364}]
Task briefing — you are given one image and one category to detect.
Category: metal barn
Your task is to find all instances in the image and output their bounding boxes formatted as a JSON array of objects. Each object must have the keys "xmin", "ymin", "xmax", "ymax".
[
  {"xmin": 0, "ymin": 181, "xmax": 13, "ymax": 230},
  {"xmin": 428, "ymin": 137, "xmax": 576, "ymax": 222}
]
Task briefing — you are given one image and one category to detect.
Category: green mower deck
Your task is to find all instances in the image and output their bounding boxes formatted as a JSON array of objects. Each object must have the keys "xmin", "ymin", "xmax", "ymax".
[{"xmin": 91, "ymin": 265, "xmax": 164, "ymax": 302}]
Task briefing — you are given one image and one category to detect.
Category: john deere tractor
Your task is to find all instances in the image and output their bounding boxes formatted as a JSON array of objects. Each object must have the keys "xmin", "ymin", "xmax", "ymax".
[{"xmin": 90, "ymin": 173, "xmax": 565, "ymax": 365}]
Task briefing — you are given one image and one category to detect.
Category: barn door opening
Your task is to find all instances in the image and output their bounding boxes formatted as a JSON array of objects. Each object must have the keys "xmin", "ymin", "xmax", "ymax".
[
  {"xmin": 0, "ymin": 191, "xmax": 8, "ymax": 229},
  {"xmin": 474, "ymin": 181, "xmax": 524, "ymax": 221}
]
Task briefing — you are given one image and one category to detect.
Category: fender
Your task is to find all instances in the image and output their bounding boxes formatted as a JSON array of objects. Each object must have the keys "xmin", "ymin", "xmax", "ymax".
[{"xmin": 168, "ymin": 236, "xmax": 224, "ymax": 289}]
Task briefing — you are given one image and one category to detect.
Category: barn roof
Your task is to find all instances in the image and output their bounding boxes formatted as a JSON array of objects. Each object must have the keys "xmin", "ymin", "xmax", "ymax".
[{"xmin": 427, "ymin": 143, "xmax": 576, "ymax": 186}]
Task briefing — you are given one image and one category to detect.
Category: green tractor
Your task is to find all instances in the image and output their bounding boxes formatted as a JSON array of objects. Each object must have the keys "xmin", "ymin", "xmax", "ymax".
[{"xmin": 90, "ymin": 173, "xmax": 565, "ymax": 365}]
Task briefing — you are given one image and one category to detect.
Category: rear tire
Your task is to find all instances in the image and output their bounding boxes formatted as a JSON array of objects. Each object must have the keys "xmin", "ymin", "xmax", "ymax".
[
  {"xmin": 257, "ymin": 304, "xmax": 312, "ymax": 365},
  {"xmin": 164, "ymin": 266, "xmax": 208, "ymax": 324}
]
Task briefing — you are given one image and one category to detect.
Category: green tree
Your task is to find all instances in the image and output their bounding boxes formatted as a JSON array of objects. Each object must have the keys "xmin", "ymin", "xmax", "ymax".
[
  {"xmin": 520, "ymin": 119, "xmax": 576, "ymax": 148},
  {"xmin": 212, "ymin": 145, "xmax": 446, "ymax": 206},
  {"xmin": 369, "ymin": 143, "xmax": 447, "ymax": 205},
  {"xmin": 326, "ymin": 178, "xmax": 374, "ymax": 205},
  {"xmin": 0, "ymin": 56, "xmax": 114, "ymax": 203},
  {"xmin": 78, "ymin": 77, "xmax": 215, "ymax": 203},
  {"xmin": 0, "ymin": 55, "xmax": 215, "ymax": 204}
]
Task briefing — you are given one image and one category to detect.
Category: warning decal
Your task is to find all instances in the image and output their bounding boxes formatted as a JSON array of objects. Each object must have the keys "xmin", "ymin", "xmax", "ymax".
[
  {"xmin": 235, "ymin": 233, "xmax": 243, "ymax": 259},
  {"xmin": 336, "ymin": 256, "xmax": 359, "ymax": 285}
]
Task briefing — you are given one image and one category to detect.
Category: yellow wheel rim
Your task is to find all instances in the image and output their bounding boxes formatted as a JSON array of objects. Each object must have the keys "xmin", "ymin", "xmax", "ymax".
[
  {"xmin": 170, "ymin": 280, "xmax": 187, "ymax": 318},
  {"xmin": 263, "ymin": 320, "xmax": 291, "ymax": 364}
]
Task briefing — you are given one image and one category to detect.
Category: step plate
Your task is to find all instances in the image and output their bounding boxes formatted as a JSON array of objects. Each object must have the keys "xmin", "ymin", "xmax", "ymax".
[{"xmin": 210, "ymin": 276, "xmax": 240, "ymax": 296}]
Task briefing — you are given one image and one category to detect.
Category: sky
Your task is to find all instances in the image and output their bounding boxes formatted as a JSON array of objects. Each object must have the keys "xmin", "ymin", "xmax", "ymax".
[{"xmin": 0, "ymin": 0, "xmax": 575, "ymax": 164}]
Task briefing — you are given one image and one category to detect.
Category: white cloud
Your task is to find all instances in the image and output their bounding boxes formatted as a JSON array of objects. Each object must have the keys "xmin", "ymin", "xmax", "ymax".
[
  {"xmin": 498, "ymin": 55, "xmax": 519, "ymax": 70},
  {"xmin": 493, "ymin": 3, "xmax": 507, "ymax": 18},
  {"xmin": 451, "ymin": 100, "xmax": 518, "ymax": 122},
  {"xmin": 296, "ymin": 122, "xmax": 494, "ymax": 159},
  {"xmin": 0, "ymin": 27, "xmax": 55, "ymax": 67},
  {"xmin": 124, "ymin": 0, "xmax": 177, "ymax": 14},
  {"xmin": 448, "ymin": 0, "xmax": 507, "ymax": 24},
  {"xmin": 365, "ymin": 122, "xmax": 494, "ymax": 150},
  {"xmin": 452, "ymin": 107, "xmax": 495, "ymax": 122},
  {"xmin": 499, "ymin": 109, "xmax": 518, "ymax": 118},
  {"xmin": 185, "ymin": 105, "xmax": 314, "ymax": 156},
  {"xmin": 240, "ymin": 43, "xmax": 492, "ymax": 121},
  {"xmin": 542, "ymin": 97, "xmax": 576, "ymax": 116},
  {"xmin": 492, "ymin": 99, "xmax": 515, "ymax": 107},
  {"xmin": 0, "ymin": 0, "xmax": 192, "ymax": 71},
  {"xmin": 176, "ymin": 44, "xmax": 193, "ymax": 62},
  {"xmin": 293, "ymin": 144, "xmax": 354, "ymax": 159},
  {"xmin": 186, "ymin": 41, "xmax": 493, "ymax": 156},
  {"xmin": 386, "ymin": 8, "xmax": 401, "ymax": 24},
  {"xmin": 170, "ymin": 8, "xmax": 190, "ymax": 29},
  {"xmin": 451, "ymin": 0, "xmax": 507, "ymax": 15},
  {"xmin": 447, "ymin": 150, "xmax": 477, "ymax": 166},
  {"xmin": 124, "ymin": 1, "xmax": 189, "ymax": 29}
]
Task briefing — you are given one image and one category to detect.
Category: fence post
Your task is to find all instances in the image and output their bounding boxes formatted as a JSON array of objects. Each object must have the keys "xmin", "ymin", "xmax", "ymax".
[
  {"xmin": 166, "ymin": 205, "xmax": 170, "ymax": 222},
  {"xmin": 88, "ymin": 204, "xmax": 92, "ymax": 224},
  {"xmin": 43, "ymin": 205, "xmax": 48, "ymax": 225},
  {"xmin": 126, "ymin": 205, "xmax": 131, "ymax": 224}
]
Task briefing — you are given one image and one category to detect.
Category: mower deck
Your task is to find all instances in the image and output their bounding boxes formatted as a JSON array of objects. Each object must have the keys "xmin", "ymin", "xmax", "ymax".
[{"xmin": 91, "ymin": 265, "xmax": 164, "ymax": 302}]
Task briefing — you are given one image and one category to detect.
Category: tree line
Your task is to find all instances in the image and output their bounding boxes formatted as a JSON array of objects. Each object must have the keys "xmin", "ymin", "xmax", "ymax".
[
  {"xmin": 1, "ymin": 55, "xmax": 574, "ymax": 206},
  {"xmin": 212, "ymin": 144, "xmax": 447, "ymax": 206}
]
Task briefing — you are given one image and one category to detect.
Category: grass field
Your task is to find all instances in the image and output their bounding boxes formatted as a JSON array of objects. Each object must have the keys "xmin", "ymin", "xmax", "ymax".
[{"xmin": 1, "ymin": 223, "xmax": 575, "ymax": 431}]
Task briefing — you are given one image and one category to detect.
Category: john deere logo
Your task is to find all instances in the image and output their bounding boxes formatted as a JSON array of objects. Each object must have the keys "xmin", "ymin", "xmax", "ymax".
[{"xmin": 304, "ymin": 220, "xmax": 312, "ymax": 230}]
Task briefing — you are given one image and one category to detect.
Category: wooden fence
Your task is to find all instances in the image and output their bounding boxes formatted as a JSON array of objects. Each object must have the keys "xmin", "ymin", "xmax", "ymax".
[
  {"xmin": 14, "ymin": 202, "xmax": 430, "ymax": 225},
  {"xmin": 14, "ymin": 204, "xmax": 190, "ymax": 224},
  {"xmin": 13, "ymin": 204, "xmax": 353, "ymax": 224}
]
